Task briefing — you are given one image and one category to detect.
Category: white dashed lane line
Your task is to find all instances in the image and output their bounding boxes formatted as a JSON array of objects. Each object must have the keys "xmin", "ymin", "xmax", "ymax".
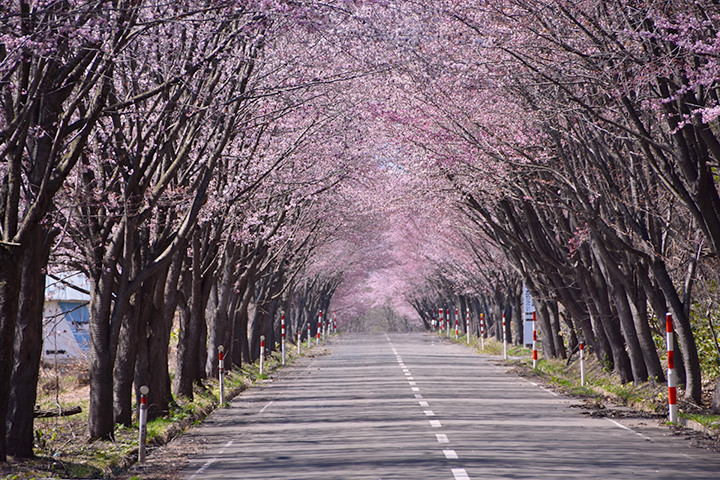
[
  {"xmin": 188, "ymin": 440, "xmax": 234, "ymax": 479},
  {"xmin": 390, "ymin": 339, "xmax": 472, "ymax": 479},
  {"xmin": 443, "ymin": 449, "xmax": 459, "ymax": 459},
  {"xmin": 452, "ymin": 468, "xmax": 471, "ymax": 480}
]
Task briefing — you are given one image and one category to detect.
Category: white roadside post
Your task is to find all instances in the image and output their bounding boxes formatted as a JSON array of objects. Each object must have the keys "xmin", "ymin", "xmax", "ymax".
[
  {"xmin": 281, "ymin": 314, "xmax": 286, "ymax": 365},
  {"xmin": 218, "ymin": 345, "xmax": 225, "ymax": 404},
  {"xmin": 307, "ymin": 323, "xmax": 311, "ymax": 349},
  {"xmin": 138, "ymin": 385, "xmax": 149, "ymax": 463},
  {"xmin": 298, "ymin": 329, "xmax": 302, "ymax": 355},
  {"xmin": 317, "ymin": 311, "xmax": 322, "ymax": 345},
  {"xmin": 333, "ymin": 311, "xmax": 337, "ymax": 334},
  {"xmin": 480, "ymin": 313, "xmax": 485, "ymax": 350},
  {"xmin": 466, "ymin": 310, "xmax": 470, "ymax": 344},
  {"xmin": 439, "ymin": 308, "xmax": 443, "ymax": 335},
  {"xmin": 259, "ymin": 335, "xmax": 265, "ymax": 376},
  {"xmin": 502, "ymin": 313, "xmax": 507, "ymax": 360},
  {"xmin": 666, "ymin": 313, "xmax": 678, "ymax": 423},
  {"xmin": 532, "ymin": 312, "xmax": 537, "ymax": 369},
  {"xmin": 579, "ymin": 337, "xmax": 585, "ymax": 386},
  {"xmin": 455, "ymin": 308, "xmax": 459, "ymax": 340}
]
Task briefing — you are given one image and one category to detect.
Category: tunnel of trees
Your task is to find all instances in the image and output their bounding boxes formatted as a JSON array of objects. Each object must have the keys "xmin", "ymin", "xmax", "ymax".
[{"xmin": 3, "ymin": 0, "xmax": 720, "ymax": 461}]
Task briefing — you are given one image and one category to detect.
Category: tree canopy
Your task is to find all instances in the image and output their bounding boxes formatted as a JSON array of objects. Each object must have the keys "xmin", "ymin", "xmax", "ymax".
[{"xmin": 3, "ymin": 0, "xmax": 720, "ymax": 460}]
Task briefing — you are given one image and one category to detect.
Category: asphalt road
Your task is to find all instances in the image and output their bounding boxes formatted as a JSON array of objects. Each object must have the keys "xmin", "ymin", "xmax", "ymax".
[{"xmin": 181, "ymin": 333, "xmax": 720, "ymax": 479}]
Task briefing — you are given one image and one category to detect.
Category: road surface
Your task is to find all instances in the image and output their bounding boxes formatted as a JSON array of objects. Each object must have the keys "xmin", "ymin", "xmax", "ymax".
[{"xmin": 180, "ymin": 333, "xmax": 720, "ymax": 479}]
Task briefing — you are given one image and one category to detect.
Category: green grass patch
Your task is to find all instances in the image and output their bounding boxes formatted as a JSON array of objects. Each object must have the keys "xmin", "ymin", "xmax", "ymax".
[
  {"xmin": 679, "ymin": 412, "xmax": 720, "ymax": 430},
  {"xmin": 12, "ymin": 338, "xmax": 316, "ymax": 479}
]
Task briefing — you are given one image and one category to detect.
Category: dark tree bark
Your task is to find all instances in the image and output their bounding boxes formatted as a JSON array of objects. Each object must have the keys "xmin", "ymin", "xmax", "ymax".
[
  {"xmin": 652, "ymin": 260, "xmax": 702, "ymax": 402},
  {"xmin": 113, "ymin": 279, "xmax": 150, "ymax": 426},
  {"xmin": 6, "ymin": 232, "xmax": 52, "ymax": 457},
  {"xmin": 627, "ymin": 286, "xmax": 665, "ymax": 381},
  {"xmin": 535, "ymin": 302, "xmax": 556, "ymax": 359},
  {"xmin": 0, "ymin": 249, "xmax": 22, "ymax": 462}
]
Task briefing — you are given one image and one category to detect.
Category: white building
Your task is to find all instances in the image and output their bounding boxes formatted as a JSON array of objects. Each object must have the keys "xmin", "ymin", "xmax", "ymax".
[{"xmin": 43, "ymin": 272, "xmax": 91, "ymax": 363}]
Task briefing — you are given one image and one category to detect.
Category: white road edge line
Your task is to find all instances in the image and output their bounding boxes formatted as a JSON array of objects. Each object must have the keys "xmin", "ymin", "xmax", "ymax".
[
  {"xmin": 259, "ymin": 400, "xmax": 274, "ymax": 414},
  {"xmin": 452, "ymin": 468, "xmax": 471, "ymax": 480},
  {"xmin": 189, "ymin": 439, "xmax": 234, "ymax": 479},
  {"xmin": 521, "ymin": 378, "xmax": 558, "ymax": 396},
  {"xmin": 436, "ymin": 433, "xmax": 449, "ymax": 443},
  {"xmin": 430, "ymin": 420, "xmax": 442, "ymax": 427},
  {"xmin": 606, "ymin": 418, "xmax": 652, "ymax": 441}
]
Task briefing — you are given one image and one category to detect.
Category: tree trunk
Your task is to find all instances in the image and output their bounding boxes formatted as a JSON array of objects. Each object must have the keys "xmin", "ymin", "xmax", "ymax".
[
  {"xmin": 536, "ymin": 302, "xmax": 556, "ymax": 358},
  {"xmin": 113, "ymin": 283, "xmax": 146, "ymax": 427},
  {"xmin": 611, "ymin": 283, "xmax": 648, "ymax": 382},
  {"xmin": 87, "ymin": 267, "xmax": 117, "ymax": 441},
  {"xmin": 0, "ymin": 246, "xmax": 22, "ymax": 461},
  {"xmin": 513, "ymin": 290, "xmax": 523, "ymax": 345},
  {"xmin": 174, "ymin": 251, "xmax": 201, "ymax": 399},
  {"xmin": 712, "ymin": 376, "xmax": 720, "ymax": 414},
  {"xmin": 143, "ymin": 251, "xmax": 183, "ymax": 418},
  {"xmin": 7, "ymin": 234, "xmax": 50, "ymax": 457},
  {"xmin": 174, "ymin": 233, "xmax": 212, "ymax": 398},
  {"xmin": 249, "ymin": 301, "xmax": 268, "ymax": 362},
  {"xmin": 652, "ymin": 260, "xmax": 702, "ymax": 402},
  {"xmin": 206, "ymin": 246, "xmax": 236, "ymax": 377},
  {"xmin": 627, "ymin": 286, "xmax": 665, "ymax": 381},
  {"xmin": 588, "ymin": 275, "xmax": 633, "ymax": 383},
  {"xmin": 548, "ymin": 301, "xmax": 566, "ymax": 359}
]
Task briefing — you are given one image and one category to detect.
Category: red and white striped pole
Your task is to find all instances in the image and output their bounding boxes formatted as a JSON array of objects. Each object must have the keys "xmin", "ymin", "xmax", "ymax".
[
  {"xmin": 532, "ymin": 311, "xmax": 537, "ymax": 369},
  {"xmin": 333, "ymin": 311, "xmax": 337, "ymax": 334},
  {"xmin": 455, "ymin": 308, "xmax": 459, "ymax": 340},
  {"xmin": 579, "ymin": 338, "xmax": 585, "ymax": 386},
  {"xmin": 466, "ymin": 310, "xmax": 470, "ymax": 344},
  {"xmin": 307, "ymin": 323, "xmax": 311, "ymax": 349},
  {"xmin": 317, "ymin": 311, "xmax": 322, "ymax": 345},
  {"xmin": 439, "ymin": 308, "xmax": 444, "ymax": 334},
  {"xmin": 218, "ymin": 345, "xmax": 225, "ymax": 403},
  {"xmin": 260, "ymin": 335, "xmax": 265, "ymax": 376},
  {"xmin": 138, "ymin": 385, "xmax": 149, "ymax": 463},
  {"xmin": 666, "ymin": 313, "xmax": 678, "ymax": 423},
  {"xmin": 281, "ymin": 314, "xmax": 286, "ymax": 365},
  {"xmin": 502, "ymin": 313, "xmax": 507, "ymax": 360},
  {"xmin": 432, "ymin": 311, "xmax": 436, "ymax": 332},
  {"xmin": 480, "ymin": 313, "xmax": 485, "ymax": 350}
]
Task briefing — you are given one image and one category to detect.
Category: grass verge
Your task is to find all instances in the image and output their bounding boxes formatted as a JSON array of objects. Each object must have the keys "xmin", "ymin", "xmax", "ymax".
[
  {"xmin": 1, "ymin": 339, "xmax": 323, "ymax": 479},
  {"xmin": 443, "ymin": 332, "xmax": 720, "ymax": 434}
]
